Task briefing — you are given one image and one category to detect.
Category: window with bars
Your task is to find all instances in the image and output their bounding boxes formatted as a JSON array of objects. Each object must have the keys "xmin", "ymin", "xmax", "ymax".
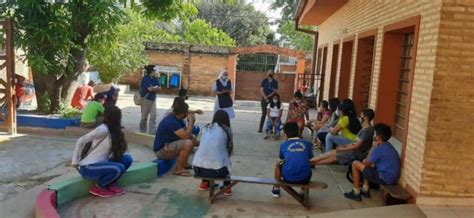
[{"xmin": 394, "ymin": 33, "xmax": 414, "ymax": 140}]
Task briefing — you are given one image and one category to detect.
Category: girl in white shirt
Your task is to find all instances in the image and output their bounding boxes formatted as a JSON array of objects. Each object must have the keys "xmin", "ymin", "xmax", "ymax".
[
  {"xmin": 192, "ymin": 110, "xmax": 234, "ymax": 195},
  {"xmin": 72, "ymin": 106, "xmax": 132, "ymax": 198},
  {"xmin": 265, "ymin": 93, "xmax": 283, "ymax": 139}
]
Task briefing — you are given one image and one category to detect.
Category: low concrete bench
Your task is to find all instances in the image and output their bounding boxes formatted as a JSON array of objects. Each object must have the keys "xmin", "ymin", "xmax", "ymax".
[
  {"xmin": 194, "ymin": 176, "xmax": 328, "ymax": 209},
  {"xmin": 380, "ymin": 184, "xmax": 411, "ymax": 205}
]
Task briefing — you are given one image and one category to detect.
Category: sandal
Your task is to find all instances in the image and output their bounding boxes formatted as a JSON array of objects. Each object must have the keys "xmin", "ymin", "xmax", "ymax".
[{"xmin": 173, "ymin": 170, "xmax": 192, "ymax": 177}]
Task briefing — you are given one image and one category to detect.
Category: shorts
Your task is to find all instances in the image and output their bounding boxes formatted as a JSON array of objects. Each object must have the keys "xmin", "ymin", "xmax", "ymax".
[
  {"xmin": 336, "ymin": 150, "xmax": 368, "ymax": 165},
  {"xmin": 287, "ymin": 118, "xmax": 305, "ymax": 126},
  {"xmin": 278, "ymin": 160, "xmax": 311, "ymax": 184},
  {"xmin": 155, "ymin": 139, "xmax": 188, "ymax": 160},
  {"xmin": 362, "ymin": 167, "xmax": 386, "ymax": 185}
]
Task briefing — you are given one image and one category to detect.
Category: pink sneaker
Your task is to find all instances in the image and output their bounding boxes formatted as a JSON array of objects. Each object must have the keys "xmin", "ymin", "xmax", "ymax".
[
  {"xmin": 89, "ymin": 185, "xmax": 115, "ymax": 198},
  {"xmin": 108, "ymin": 183, "xmax": 126, "ymax": 195}
]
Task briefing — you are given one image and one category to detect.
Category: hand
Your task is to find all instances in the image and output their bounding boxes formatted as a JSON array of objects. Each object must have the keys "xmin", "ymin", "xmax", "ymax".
[
  {"xmin": 187, "ymin": 113, "xmax": 196, "ymax": 123},
  {"xmin": 335, "ymin": 147, "xmax": 343, "ymax": 152}
]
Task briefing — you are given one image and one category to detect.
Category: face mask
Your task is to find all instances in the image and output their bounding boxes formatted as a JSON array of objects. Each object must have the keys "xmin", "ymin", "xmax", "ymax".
[
  {"xmin": 359, "ymin": 117, "xmax": 363, "ymax": 123},
  {"xmin": 335, "ymin": 110, "xmax": 340, "ymax": 117},
  {"xmin": 273, "ymin": 99, "xmax": 278, "ymax": 103},
  {"xmin": 221, "ymin": 75, "xmax": 228, "ymax": 80},
  {"xmin": 268, "ymin": 74, "xmax": 274, "ymax": 78},
  {"xmin": 295, "ymin": 99, "xmax": 301, "ymax": 104}
]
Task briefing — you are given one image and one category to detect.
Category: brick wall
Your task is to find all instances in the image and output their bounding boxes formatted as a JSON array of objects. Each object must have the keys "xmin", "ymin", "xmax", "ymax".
[
  {"xmin": 315, "ymin": 0, "xmax": 444, "ymax": 196},
  {"xmin": 419, "ymin": 0, "xmax": 474, "ymax": 198},
  {"xmin": 189, "ymin": 54, "xmax": 228, "ymax": 96}
]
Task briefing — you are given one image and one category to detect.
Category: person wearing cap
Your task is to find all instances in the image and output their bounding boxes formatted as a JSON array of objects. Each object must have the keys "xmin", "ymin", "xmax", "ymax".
[
  {"xmin": 80, "ymin": 93, "xmax": 106, "ymax": 129},
  {"xmin": 139, "ymin": 65, "xmax": 161, "ymax": 134}
]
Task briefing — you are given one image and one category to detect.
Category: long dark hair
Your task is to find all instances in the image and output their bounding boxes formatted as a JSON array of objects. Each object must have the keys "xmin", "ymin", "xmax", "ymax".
[
  {"xmin": 210, "ymin": 110, "xmax": 233, "ymax": 156},
  {"xmin": 269, "ymin": 93, "xmax": 281, "ymax": 109},
  {"xmin": 328, "ymin": 98, "xmax": 340, "ymax": 113},
  {"xmin": 103, "ymin": 106, "xmax": 127, "ymax": 161},
  {"xmin": 338, "ymin": 99, "xmax": 362, "ymax": 135}
]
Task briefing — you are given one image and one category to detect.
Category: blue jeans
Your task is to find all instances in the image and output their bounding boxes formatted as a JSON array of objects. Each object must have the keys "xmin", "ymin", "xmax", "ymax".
[
  {"xmin": 266, "ymin": 117, "xmax": 281, "ymax": 135},
  {"xmin": 79, "ymin": 154, "xmax": 133, "ymax": 188},
  {"xmin": 325, "ymin": 134, "xmax": 354, "ymax": 153}
]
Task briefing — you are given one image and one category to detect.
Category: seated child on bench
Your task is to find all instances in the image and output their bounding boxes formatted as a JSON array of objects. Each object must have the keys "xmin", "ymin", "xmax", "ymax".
[
  {"xmin": 192, "ymin": 110, "xmax": 234, "ymax": 195},
  {"xmin": 272, "ymin": 122, "xmax": 314, "ymax": 198},
  {"xmin": 344, "ymin": 123, "xmax": 401, "ymax": 201}
]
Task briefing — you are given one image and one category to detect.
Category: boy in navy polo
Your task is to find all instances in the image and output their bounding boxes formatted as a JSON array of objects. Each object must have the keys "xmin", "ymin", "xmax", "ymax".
[
  {"xmin": 344, "ymin": 123, "xmax": 401, "ymax": 201},
  {"xmin": 272, "ymin": 122, "xmax": 313, "ymax": 198}
]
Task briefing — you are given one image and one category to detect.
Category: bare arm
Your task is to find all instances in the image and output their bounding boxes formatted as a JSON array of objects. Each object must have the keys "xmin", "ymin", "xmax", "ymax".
[
  {"xmin": 330, "ymin": 124, "xmax": 342, "ymax": 135},
  {"xmin": 336, "ymin": 139, "xmax": 363, "ymax": 152},
  {"xmin": 174, "ymin": 114, "xmax": 196, "ymax": 139},
  {"xmin": 260, "ymin": 87, "xmax": 268, "ymax": 100}
]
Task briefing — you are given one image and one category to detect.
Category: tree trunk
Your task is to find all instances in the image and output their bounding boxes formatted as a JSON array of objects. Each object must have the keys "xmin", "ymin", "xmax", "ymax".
[{"xmin": 32, "ymin": 71, "xmax": 57, "ymax": 113}]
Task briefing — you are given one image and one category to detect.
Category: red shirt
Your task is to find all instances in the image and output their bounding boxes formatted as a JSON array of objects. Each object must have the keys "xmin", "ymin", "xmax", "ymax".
[{"xmin": 71, "ymin": 85, "xmax": 94, "ymax": 109}]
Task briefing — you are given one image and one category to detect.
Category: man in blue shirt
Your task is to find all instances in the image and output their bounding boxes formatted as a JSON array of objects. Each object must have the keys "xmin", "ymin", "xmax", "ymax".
[
  {"xmin": 344, "ymin": 123, "xmax": 401, "ymax": 201},
  {"xmin": 272, "ymin": 122, "xmax": 313, "ymax": 198},
  {"xmin": 259, "ymin": 69, "xmax": 278, "ymax": 133},
  {"xmin": 154, "ymin": 99, "xmax": 199, "ymax": 177},
  {"xmin": 140, "ymin": 65, "xmax": 161, "ymax": 134}
]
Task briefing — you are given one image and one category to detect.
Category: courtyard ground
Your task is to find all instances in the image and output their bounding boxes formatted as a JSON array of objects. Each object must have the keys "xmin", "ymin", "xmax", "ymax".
[{"xmin": 0, "ymin": 92, "xmax": 471, "ymax": 217}]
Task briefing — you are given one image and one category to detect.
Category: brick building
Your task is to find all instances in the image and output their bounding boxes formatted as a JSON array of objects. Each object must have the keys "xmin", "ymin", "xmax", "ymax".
[
  {"xmin": 120, "ymin": 43, "xmax": 311, "ymax": 101},
  {"xmin": 296, "ymin": 0, "xmax": 474, "ymax": 205}
]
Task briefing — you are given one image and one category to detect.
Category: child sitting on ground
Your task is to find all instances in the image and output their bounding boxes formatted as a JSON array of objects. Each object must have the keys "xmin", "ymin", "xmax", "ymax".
[
  {"xmin": 286, "ymin": 91, "xmax": 309, "ymax": 136},
  {"xmin": 72, "ymin": 106, "xmax": 133, "ymax": 198},
  {"xmin": 271, "ymin": 122, "xmax": 314, "ymax": 198},
  {"xmin": 192, "ymin": 110, "xmax": 234, "ymax": 195},
  {"xmin": 80, "ymin": 93, "xmax": 106, "ymax": 129},
  {"xmin": 344, "ymin": 123, "xmax": 401, "ymax": 201},
  {"xmin": 264, "ymin": 93, "xmax": 283, "ymax": 140}
]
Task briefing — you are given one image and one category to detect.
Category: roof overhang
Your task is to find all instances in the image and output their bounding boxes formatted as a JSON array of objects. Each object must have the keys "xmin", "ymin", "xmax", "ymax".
[{"xmin": 295, "ymin": 0, "xmax": 348, "ymax": 26}]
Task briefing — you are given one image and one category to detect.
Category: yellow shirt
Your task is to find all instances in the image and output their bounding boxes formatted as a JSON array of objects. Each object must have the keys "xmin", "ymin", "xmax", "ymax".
[{"xmin": 338, "ymin": 116, "xmax": 358, "ymax": 141}]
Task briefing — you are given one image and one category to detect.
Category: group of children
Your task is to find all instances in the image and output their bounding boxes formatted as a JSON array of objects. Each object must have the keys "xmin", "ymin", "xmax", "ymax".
[{"xmin": 71, "ymin": 85, "xmax": 401, "ymax": 203}]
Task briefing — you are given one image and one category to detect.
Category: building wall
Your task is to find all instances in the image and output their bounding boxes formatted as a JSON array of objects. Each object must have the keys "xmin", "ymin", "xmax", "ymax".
[
  {"xmin": 189, "ymin": 54, "xmax": 229, "ymax": 96},
  {"xmin": 316, "ymin": 0, "xmax": 443, "ymax": 196},
  {"xmin": 419, "ymin": 0, "xmax": 474, "ymax": 199}
]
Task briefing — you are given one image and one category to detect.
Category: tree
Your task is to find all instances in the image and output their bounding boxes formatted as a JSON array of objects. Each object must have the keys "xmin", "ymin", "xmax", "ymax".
[
  {"xmin": 270, "ymin": 0, "xmax": 299, "ymax": 21},
  {"xmin": 197, "ymin": 1, "xmax": 271, "ymax": 46},
  {"xmin": 278, "ymin": 21, "xmax": 314, "ymax": 51},
  {"xmin": 0, "ymin": 0, "xmax": 179, "ymax": 113},
  {"xmin": 182, "ymin": 19, "xmax": 235, "ymax": 46}
]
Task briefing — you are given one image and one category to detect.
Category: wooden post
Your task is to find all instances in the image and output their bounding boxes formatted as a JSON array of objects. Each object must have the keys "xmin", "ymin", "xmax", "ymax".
[{"xmin": 4, "ymin": 18, "xmax": 16, "ymax": 135}]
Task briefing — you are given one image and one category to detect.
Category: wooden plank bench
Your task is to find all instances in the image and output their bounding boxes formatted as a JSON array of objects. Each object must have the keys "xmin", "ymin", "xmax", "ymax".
[
  {"xmin": 194, "ymin": 176, "xmax": 328, "ymax": 210},
  {"xmin": 380, "ymin": 184, "xmax": 412, "ymax": 205}
]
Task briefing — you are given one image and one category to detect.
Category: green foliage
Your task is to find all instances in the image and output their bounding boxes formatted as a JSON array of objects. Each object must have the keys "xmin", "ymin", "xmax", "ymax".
[
  {"xmin": 270, "ymin": 0, "xmax": 299, "ymax": 21},
  {"xmin": 278, "ymin": 21, "xmax": 314, "ymax": 51},
  {"xmin": 198, "ymin": 1, "xmax": 272, "ymax": 46},
  {"xmin": 37, "ymin": 92, "xmax": 51, "ymax": 113},
  {"xmin": 183, "ymin": 19, "xmax": 235, "ymax": 46},
  {"xmin": 59, "ymin": 104, "xmax": 81, "ymax": 118}
]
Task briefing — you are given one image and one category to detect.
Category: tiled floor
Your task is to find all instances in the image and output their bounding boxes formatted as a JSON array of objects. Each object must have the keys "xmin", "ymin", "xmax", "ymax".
[{"xmin": 419, "ymin": 205, "xmax": 474, "ymax": 218}]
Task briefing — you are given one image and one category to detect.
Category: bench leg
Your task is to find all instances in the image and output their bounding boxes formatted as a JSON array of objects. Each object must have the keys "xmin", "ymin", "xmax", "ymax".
[
  {"xmin": 209, "ymin": 180, "xmax": 215, "ymax": 204},
  {"xmin": 303, "ymin": 187, "xmax": 310, "ymax": 210},
  {"xmin": 281, "ymin": 185, "xmax": 306, "ymax": 208},
  {"xmin": 209, "ymin": 181, "xmax": 240, "ymax": 203}
]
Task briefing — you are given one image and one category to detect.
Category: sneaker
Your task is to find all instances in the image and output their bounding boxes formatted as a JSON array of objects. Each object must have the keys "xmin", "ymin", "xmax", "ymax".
[
  {"xmin": 199, "ymin": 182, "xmax": 209, "ymax": 191},
  {"xmin": 89, "ymin": 185, "xmax": 115, "ymax": 198},
  {"xmin": 361, "ymin": 189, "xmax": 371, "ymax": 198},
  {"xmin": 344, "ymin": 190, "xmax": 362, "ymax": 201},
  {"xmin": 264, "ymin": 134, "xmax": 271, "ymax": 139},
  {"xmin": 257, "ymin": 129, "xmax": 263, "ymax": 133},
  {"xmin": 271, "ymin": 186, "xmax": 281, "ymax": 198},
  {"xmin": 223, "ymin": 187, "xmax": 232, "ymax": 196},
  {"xmin": 108, "ymin": 183, "xmax": 126, "ymax": 195}
]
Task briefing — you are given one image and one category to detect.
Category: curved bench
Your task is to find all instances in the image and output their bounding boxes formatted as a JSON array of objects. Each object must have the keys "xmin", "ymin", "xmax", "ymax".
[{"xmin": 35, "ymin": 162, "xmax": 157, "ymax": 218}]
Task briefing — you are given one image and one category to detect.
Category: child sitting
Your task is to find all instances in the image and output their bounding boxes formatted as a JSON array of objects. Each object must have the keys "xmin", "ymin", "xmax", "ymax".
[
  {"xmin": 344, "ymin": 123, "xmax": 401, "ymax": 201},
  {"xmin": 271, "ymin": 122, "xmax": 314, "ymax": 198},
  {"xmin": 193, "ymin": 110, "xmax": 234, "ymax": 195},
  {"xmin": 286, "ymin": 91, "xmax": 309, "ymax": 136},
  {"xmin": 80, "ymin": 93, "xmax": 106, "ymax": 129},
  {"xmin": 264, "ymin": 93, "xmax": 283, "ymax": 140}
]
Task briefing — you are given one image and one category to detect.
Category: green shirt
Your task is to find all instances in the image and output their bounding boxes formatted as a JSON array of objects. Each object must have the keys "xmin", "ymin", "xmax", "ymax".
[
  {"xmin": 81, "ymin": 101, "xmax": 104, "ymax": 123},
  {"xmin": 338, "ymin": 116, "xmax": 358, "ymax": 141}
]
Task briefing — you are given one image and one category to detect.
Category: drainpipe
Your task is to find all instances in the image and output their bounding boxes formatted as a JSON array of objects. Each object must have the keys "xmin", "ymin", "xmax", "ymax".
[{"xmin": 295, "ymin": 20, "xmax": 319, "ymax": 105}]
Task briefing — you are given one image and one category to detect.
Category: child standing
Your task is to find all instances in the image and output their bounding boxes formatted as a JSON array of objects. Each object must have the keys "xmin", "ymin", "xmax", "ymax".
[
  {"xmin": 272, "ymin": 122, "xmax": 314, "ymax": 198},
  {"xmin": 72, "ymin": 106, "xmax": 133, "ymax": 198},
  {"xmin": 264, "ymin": 94, "xmax": 283, "ymax": 140}
]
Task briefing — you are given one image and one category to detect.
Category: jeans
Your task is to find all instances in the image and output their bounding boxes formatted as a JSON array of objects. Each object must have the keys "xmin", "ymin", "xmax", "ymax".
[
  {"xmin": 79, "ymin": 154, "xmax": 133, "ymax": 188},
  {"xmin": 194, "ymin": 166, "xmax": 230, "ymax": 186},
  {"xmin": 259, "ymin": 99, "xmax": 269, "ymax": 131},
  {"xmin": 325, "ymin": 134, "xmax": 355, "ymax": 153},
  {"xmin": 140, "ymin": 99, "xmax": 157, "ymax": 134},
  {"xmin": 317, "ymin": 131, "xmax": 328, "ymax": 144},
  {"xmin": 266, "ymin": 117, "xmax": 281, "ymax": 135}
]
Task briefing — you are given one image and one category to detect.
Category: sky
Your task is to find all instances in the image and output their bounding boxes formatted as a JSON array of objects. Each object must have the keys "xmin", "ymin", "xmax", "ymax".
[{"xmin": 246, "ymin": 0, "xmax": 283, "ymax": 33}]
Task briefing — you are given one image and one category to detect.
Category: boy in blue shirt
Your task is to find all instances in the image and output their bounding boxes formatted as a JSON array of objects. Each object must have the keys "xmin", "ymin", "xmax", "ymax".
[
  {"xmin": 344, "ymin": 123, "xmax": 401, "ymax": 201},
  {"xmin": 272, "ymin": 122, "xmax": 314, "ymax": 198}
]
